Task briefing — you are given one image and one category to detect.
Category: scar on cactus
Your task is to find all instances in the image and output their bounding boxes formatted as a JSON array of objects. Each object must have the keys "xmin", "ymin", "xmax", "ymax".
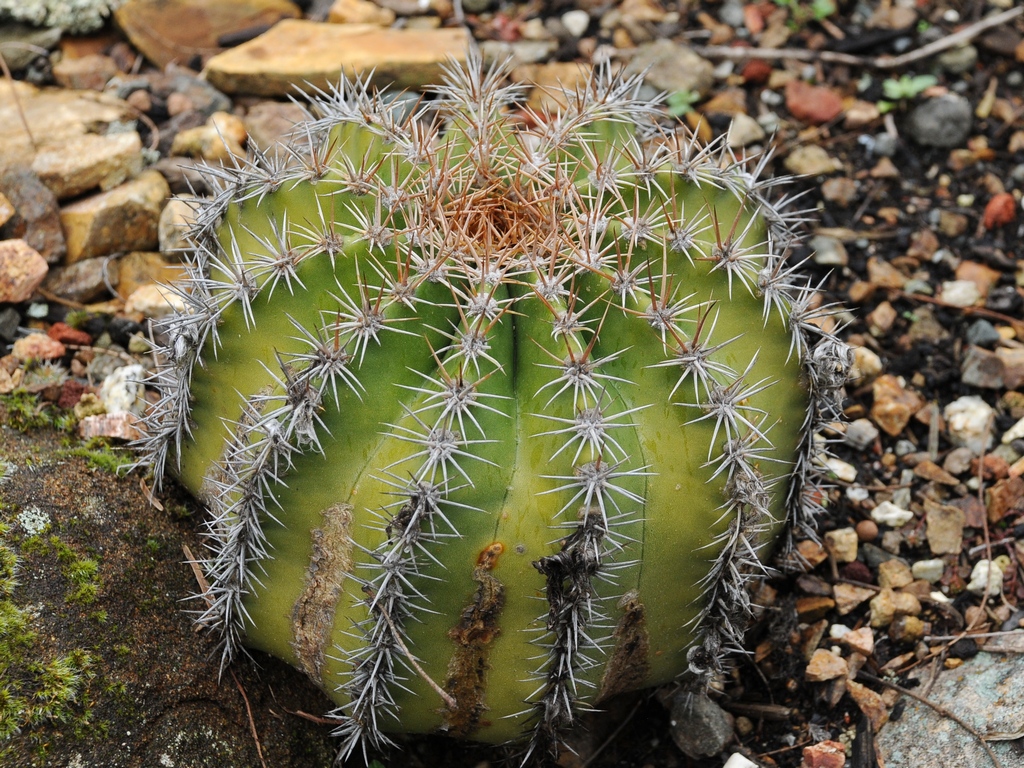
[{"xmin": 134, "ymin": 52, "xmax": 850, "ymax": 763}]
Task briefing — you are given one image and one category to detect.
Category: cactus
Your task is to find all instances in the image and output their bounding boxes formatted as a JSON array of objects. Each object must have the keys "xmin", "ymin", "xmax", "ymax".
[{"xmin": 137, "ymin": 54, "xmax": 849, "ymax": 762}]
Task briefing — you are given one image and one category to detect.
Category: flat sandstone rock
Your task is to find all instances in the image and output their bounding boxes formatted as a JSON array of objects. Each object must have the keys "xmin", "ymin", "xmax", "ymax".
[{"xmin": 203, "ymin": 20, "xmax": 471, "ymax": 96}]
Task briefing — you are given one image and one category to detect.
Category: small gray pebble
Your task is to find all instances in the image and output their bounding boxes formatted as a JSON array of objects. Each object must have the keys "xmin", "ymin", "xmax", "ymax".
[
  {"xmin": 965, "ymin": 319, "xmax": 1001, "ymax": 348},
  {"xmin": 905, "ymin": 94, "xmax": 972, "ymax": 148},
  {"xmin": 873, "ymin": 133, "xmax": 898, "ymax": 157}
]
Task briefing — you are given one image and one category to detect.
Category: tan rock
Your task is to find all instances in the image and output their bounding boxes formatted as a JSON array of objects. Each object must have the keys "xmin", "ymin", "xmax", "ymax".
[
  {"xmin": 877, "ymin": 559, "xmax": 913, "ymax": 590},
  {"xmin": 805, "ymin": 649, "xmax": 848, "ymax": 682},
  {"xmin": 31, "ymin": 132, "xmax": 143, "ymax": 201},
  {"xmin": 170, "ymin": 122, "xmax": 246, "ymax": 163},
  {"xmin": 243, "ymin": 101, "xmax": 307, "ymax": 154},
  {"xmin": 869, "ymin": 588, "xmax": 897, "ymax": 628},
  {"xmin": 158, "ymin": 198, "xmax": 197, "ymax": 255},
  {"xmin": 60, "ymin": 170, "xmax": 170, "ymax": 262},
  {"xmin": 328, "ymin": 0, "xmax": 396, "ymax": 25},
  {"xmin": 124, "ymin": 282, "xmax": 188, "ymax": 319},
  {"xmin": 834, "ymin": 583, "xmax": 876, "ymax": 615},
  {"xmin": 796, "ymin": 596, "xmax": 836, "ymax": 623},
  {"xmin": 0, "ymin": 239, "xmax": 48, "ymax": 303},
  {"xmin": 998, "ymin": 347, "xmax": 1024, "ymax": 390},
  {"xmin": 846, "ymin": 680, "xmax": 888, "ymax": 731},
  {"xmin": 204, "ymin": 20, "xmax": 471, "ymax": 96},
  {"xmin": 925, "ymin": 498, "xmax": 965, "ymax": 555},
  {"xmin": 783, "ymin": 145, "xmax": 841, "ymax": 176},
  {"xmin": 889, "ymin": 614, "xmax": 925, "ymax": 643},
  {"xmin": 12, "ymin": 333, "xmax": 66, "ymax": 362},
  {"xmin": 52, "ymin": 54, "xmax": 120, "ymax": 91},
  {"xmin": 42, "ymin": 257, "xmax": 114, "ymax": 304},
  {"xmin": 117, "ymin": 252, "xmax": 188, "ymax": 299},
  {"xmin": 115, "ymin": 0, "xmax": 302, "ymax": 69},
  {"xmin": 823, "ymin": 527, "xmax": 858, "ymax": 564},
  {"xmin": 840, "ymin": 627, "xmax": 875, "ymax": 656},
  {"xmin": 870, "ymin": 374, "xmax": 924, "ymax": 436},
  {"xmin": 0, "ymin": 82, "xmax": 136, "ymax": 168}
]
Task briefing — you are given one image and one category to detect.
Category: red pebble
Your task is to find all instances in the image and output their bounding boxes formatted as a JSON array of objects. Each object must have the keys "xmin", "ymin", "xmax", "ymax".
[
  {"xmin": 785, "ymin": 79, "xmax": 844, "ymax": 125},
  {"xmin": 840, "ymin": 560, "xmax": 873, "ymax": 584},
  {"xmin": 57, "ymin": 379, "xmax": 87, "ymax": 410},
  {"xmin": 982, "ymin": 192, "xmax": 1016, "ymax": 229},
  {"xmin": 741, "ymin": 58, "xmax": 772, "ymax": 84},
  {"xmin": 48, "ymin": 322, "xmax": 92, "ymax": 347},
  {"xmin": 802, "ymin": 740, "xmax": 846, "ymax": 768}
]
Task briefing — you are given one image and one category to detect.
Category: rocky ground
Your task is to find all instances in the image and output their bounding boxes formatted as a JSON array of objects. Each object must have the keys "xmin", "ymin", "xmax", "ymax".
[{"xmin": 1, "ymin": 0, "xmax": 1024, "ymax": 767}]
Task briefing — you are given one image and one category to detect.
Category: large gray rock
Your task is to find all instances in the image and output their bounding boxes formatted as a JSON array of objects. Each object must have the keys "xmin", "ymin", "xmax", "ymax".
[{"xmin": 879, "ymin": 650, "xmax": 1024, "ymax": 767}]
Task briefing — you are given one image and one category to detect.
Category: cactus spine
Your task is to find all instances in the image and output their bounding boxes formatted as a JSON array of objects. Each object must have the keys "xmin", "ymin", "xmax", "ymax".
[{"xmin": 137, "ymin": 54, "xmax": 849, "ymax": 761}]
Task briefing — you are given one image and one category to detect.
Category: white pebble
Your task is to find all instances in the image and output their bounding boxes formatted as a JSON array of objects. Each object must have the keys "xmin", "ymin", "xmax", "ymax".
[
  {"xmin": 871, "ymin": 500, "xmax": 914, "ymax": 528},
  {"xmin": 940, "ymin": 280, "xmax": 980, "ymax": 307},
  {"xmin": 724, "ymin": 753, "xmax": 759, "ymax": 768},
  {"xmin": 823, "ymin": 457, "xmax": 858, "ymax": 483},
  {"xmin": 1002, "ymin": 415, "xmax": 1024, "ymax": 444},
  {"xmin": 560, "ymin": 10, "xmax": 590, "ymax": 37},
  {"xmin": 944, "ymin": 395, "xmax": 995, "ymax": 455},
  {"xmin": 849, "ymin": 345, "xmax": 883, "ymax": 383},
  {"xmin": 967, "ymin": 559, "xmax": 1003, "ymax": 597},
  {"xmin": 99, "ymin": 363, "xmax": 147, "ymax": 416},
  {"xmin": 930, "ymin": 590, "xmax": 951, "ymax": 604},
  {"xmin": 829, "ymin": 623, "xmax": 851, "ymax": 640},
  {"xmin": 911, "ymin": 558, "xmax": 945, "ymax": 583}
]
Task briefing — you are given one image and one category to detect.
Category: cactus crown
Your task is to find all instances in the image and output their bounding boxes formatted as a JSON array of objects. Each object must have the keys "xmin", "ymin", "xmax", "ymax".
[{"xmin": 136, "ymin": 53, "xmax": 849, "ymax": 763}]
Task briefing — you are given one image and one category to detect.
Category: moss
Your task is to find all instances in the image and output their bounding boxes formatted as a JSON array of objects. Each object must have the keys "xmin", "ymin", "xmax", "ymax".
[
  {"xmin": 0, "ymin": 392, "xmax": 76, "ymax": 434},
  {"xmin": 51, "ymin": 537, "xmax": 101, "ymax": 606},
  {"xmin": 57, "ymin": 440, "xmax": 134, "ymax": 475}
]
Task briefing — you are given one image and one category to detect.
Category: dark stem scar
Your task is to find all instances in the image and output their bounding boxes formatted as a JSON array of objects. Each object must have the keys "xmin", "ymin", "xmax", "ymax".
[
  {"xmin": 443, "ymin": 541, "xmax": 506, "ymax": 738},
  {"xmin": 291, "ymin": 502, "xmax": 354, "ymax": 684},
  {"xmin": 598, "ymin": 589, "xmax": 650, "ymax": 702}
]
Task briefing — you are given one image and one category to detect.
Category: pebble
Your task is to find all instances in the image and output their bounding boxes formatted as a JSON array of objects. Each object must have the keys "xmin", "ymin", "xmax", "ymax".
[
  {"xmin": 960, "ymin": 345, "xmax": 1004, "ymax": 390},
  {"xmin": 905, "ymin": 94, "xmax": 972, "ymax": 148},
  {"xmin": 99, "ymin": 363, "xmax": 148, "ymax": 416},
  {"xmin": 52, "ymin": 54, "xmax": 121, "ymax": 92},
  {"xmin": 849, "ymin": 345, "xmax": 883, "ymax": 384},
  {"xmin": 911, "ymin": 558, "xmax": 945, "ymax": 583},
  {"xmin": 889, "ymin": 614, "xmax": 925, "ymax": 643},
  {"xmin": 855, "ymin": 519, "xmax": 878, "ymax": 542},
  {"xmin": 802, "ymin": 740, "xmax": 846, "ymax": 768},
  {"xmin": 842, "ymin": 627, "xmax": 875, "ymax": 656},
  {"xmin": 12, "ymin": 333, "xmax": 66, "ymax": 362},
  {"xmin": 42, "ymin": 257, "xmax": 113, "ymax": 304},
  {"xmin": 78, "ymin": 412, "xmax": 142, "ymax": 441},
  {"xmin": 877, "ymin": 559, "xmax": 913, "ymax": 589},
  {"xmin": 809, "ymin": 234, "xmax": 848, "ymax": 267},
  {"xmin": 124, "ymin": 283, "xmax": 187, "ymax": 319},
  {"xmin": 726, "ymin": 113, "xmax": 766, "ymax": 148},
  {"xmin": 870, "ymin": 374, "xmax": 924, "ymax": 437},
  {"xmin": 820, "ymin": 177, "xmax": 858, "ymax": 208},
  {"xmin": 822, "ymin": 457, "xmax": 857, "ymax": 483},
  {"xmin": 624, "ymin": 40, "xmax": 715, "ymax": 97},
  {"xmin": 944, "ymin": 395, "xmax": 995, "ymax": 455},
  {"xmin": 785, "ymin": 80, "xmax": 843, "ymax": 125},
  {"xmin": 824, "ymin": 527, "xmax": 858, "ymax": 563},
  {"xmin": 937, "ymin": 44, "xmax": 978, "ymax": 75},
  {"xmin": 869, "ymin": 587, "xmax": 921, "ymax": 628},
  {"xmin": 0, "ymin": 308, "xmax": 18, "ymax": 342},
  {"xmin": 940, "ymin": 279, "xmax": 981, "ymax": 307},
  {"xmin": 47, "ymin": 322, "xmax": 92, "ymax": 347},
  {"xmin": 561, "ymin": 10, "xmax": 590, "ymax": 37},
  {"xmin": 966, "ymin": 319, "xmax": 1001, "ymax": 348},
  {"xmin": 784, "ymin": 145, "xmax": 841, "ymax": 176},
  {"xmin": 669, "ymin": 691, "xmax": 734, "ymax": 759},
  {"xmin": 204, "ymin": 20, "xmax": 471, "ymax": 96},
  {"xmin": 834, "ymin": 583, "xmax": 876, "ymax": 615},
  {"xmin": 60, "ymin": 170, "xmax": 170, "ymax": 263},
  {"xmin": 844, "ymin": 417, "xmax": 879, "ymax": 450},
  {"xmin": 328, "ymin": 0, "xmax": 396, "ymax": 25},
  {"xmin": 925, "ymin": 499, "xmax": 965, "ymax": 555},
  {"xmin": 804, "ymin": 649, "xmax": 847, "ymax": 682},
  {"xmin": 723, "ymin": 753, "xmax": 758, "ymax": 768},
  {"xmin": 873, "ymin": 132, "xmax": 898, "ymax": 157},
  {"xmin": 871, "ymin": 500, "xmax": 914, "ymax": 528},
  {"xmin": 158, "ymin": 198, "xmax": 197, "ymax": 255},
  {"xmin": 30, "ymin": 131, "xmax": 144, "ymax": 201},
  {"xmin": 967, "ymin": 559, "xmax": 1003, "ymax": 596},
  {"xmin": 0, "ymin": 167, "xmax": 66, "ymax": 265},
  {"xmin": 0, "ymin": 239, "xmax": 48, "ymax": 303}
]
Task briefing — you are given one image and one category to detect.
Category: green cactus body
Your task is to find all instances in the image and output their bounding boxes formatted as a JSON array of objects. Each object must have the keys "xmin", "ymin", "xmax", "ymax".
[{"xmin": 139, "ymin": 56, "xmax": 848, "ymax": 759}]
